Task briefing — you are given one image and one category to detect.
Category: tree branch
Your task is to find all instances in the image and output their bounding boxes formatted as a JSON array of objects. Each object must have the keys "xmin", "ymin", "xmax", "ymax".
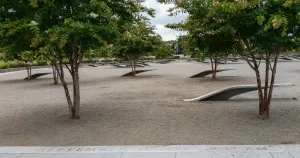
[
  {"xmin": 257, "ymin": 59, "xmax": 262, "ymax": 67},
  {"xmin": 242, "ymin": 56, "xmax": 255, "ymax": 70},
  {"xmin": 64, "ymin": 63, "xmax": 72, "ymax": 74}
]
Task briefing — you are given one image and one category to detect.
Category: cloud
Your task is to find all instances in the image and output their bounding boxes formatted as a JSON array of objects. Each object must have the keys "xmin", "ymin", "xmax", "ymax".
[{"xmin": 143, "ymin": 0, "xmax": 187, "ymax": 41}]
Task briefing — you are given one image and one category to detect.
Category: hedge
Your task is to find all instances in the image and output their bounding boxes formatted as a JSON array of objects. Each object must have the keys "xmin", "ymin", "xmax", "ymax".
[
  {"xmin": 0, "ymin": 63, "xmax": 9, "ymax": 69},
  {"xmin": 0, "ymin": 60, "xmax": 48, "ymax": 69}
]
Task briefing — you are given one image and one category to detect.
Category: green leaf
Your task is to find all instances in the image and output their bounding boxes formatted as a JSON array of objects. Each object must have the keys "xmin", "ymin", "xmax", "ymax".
[
  {"xmin": 283, "ymin": 0, "xmax": 293, "ymax": 7},
  {"xmin": 257, "ymin": 15, "xmax": 265, "ymax": 25},
  {"xmin": 297, "ymin": 12, "xmax": 300, "ymax": 22},
  {"xmin": 29, "ymin": 0, "xmax": 38, "ymax": 8}
]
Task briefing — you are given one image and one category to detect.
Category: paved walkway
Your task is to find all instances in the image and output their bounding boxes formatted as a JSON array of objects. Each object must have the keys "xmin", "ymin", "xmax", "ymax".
[{"xmin": 0, "ymin": 145, "xmax": 300, "ymax": 158}]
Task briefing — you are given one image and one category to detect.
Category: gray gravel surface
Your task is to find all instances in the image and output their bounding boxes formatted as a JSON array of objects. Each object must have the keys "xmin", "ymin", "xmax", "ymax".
[{"xmin": 0, "ymin": 60, "xmax": 299, "ymax": 146}]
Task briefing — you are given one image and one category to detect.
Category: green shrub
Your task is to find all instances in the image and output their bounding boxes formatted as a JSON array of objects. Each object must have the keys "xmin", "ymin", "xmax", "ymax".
[
  {"xmin": 5, "ymin": 61, "xmax": 24, "ymax": 68},
  {"xmin": 6, "ymin": 61, "xmax": 21, "ymax": 68},
  {"xmin": 37, "ymin": 60, "xmax": 47, "ymax": 66},
  {"xmin": 101, "ymin": 59, "xmax": 114, "ymax": 62},
  {"xmin": 33, "ymin": 60, "xmax": 48, "ymax": 66},
  {"xmin": 0, "ymin": 63, "xmax": 9, "ymax": 69},
  {"xmin": 142, "ymin": 56, "xmax": 155, "ymax": 60}
]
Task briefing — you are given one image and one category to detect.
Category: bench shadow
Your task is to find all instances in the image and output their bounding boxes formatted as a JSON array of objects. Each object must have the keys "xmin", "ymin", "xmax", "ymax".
[
  {"xmin": 195, "ymin": 76, "xmax": 254, "ymax": 83},
  {"xmin": 197, "ymin": 98, "xmax": 297, "ymax": 102},
  {"xmin": 0, "ymin": 78, "xmax": 53, "ymax": 85},
  {"xmin": 229, "ymin": 98, "xmax": 297, "ymax": 101}
]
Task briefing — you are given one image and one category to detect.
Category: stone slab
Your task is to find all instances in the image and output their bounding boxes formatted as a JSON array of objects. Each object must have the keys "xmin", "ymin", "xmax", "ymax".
[
  {"xmin": 0, "ymin": 154, "xmax": 22, "ymax": 158},
  {"xmin": 288, "ymin": 151, "xmax": 300, "ymax": 158},
  {"xmin": 176, "ymin": 152, "xmax": 217, "ymax": 158},
  {"xmin": 270, "ymin": 152, "xmax": 294, "ymax": 158},
  {"xmin": 18, "ymin": 154, "xmax": 54, "ymax": 158},
  {"xmin": 0, "ymin": 145, "xmax": 287, "ymax": 154},
  {"xmin": 51, "ymin": 153, "xmax": 105, "ymax": 158},
  {"xmin": 121, "ymin": 152, "xmax": 175, "ymax": 158},
  {"xmin": 0, "ymin": 145, "xmax": 300, "ymax": 158},
  {"xmin": 103, "ymin": 153, "xmax": 123, "ymax": 158}
]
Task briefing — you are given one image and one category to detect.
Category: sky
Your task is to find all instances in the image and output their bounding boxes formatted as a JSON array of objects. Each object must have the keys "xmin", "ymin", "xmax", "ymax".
[{"xmin": 142, "ymin": 0, "xmax": 187, "ymax": 41}]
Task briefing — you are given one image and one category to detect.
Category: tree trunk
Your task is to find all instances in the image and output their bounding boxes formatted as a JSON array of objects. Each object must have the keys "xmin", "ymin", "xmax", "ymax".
[
  {"xmin": 213, "ymin": 59, "xmax": 218, "ymax": 79},
  {"xmin": 210, "ymin": 57, "xmax": 217, "ymax": 79},
  {"xmin": 254, "ymin": 68, "xmax": 265, "ymax": 116},
  {"xmin": 26, "ymin": 66, "xmax": 30, "ymax": 80},
  {"xmin": 266, "ymin": 53, "xmax": 279, "ymax": 117},
  {"xmin": 56, "ymin": 72, "xmax": 59, "ymax": 83},
  {"xmin": 131, "ymin": 61, "xmax": 135, "ymax": 78},
  {"xmin": 72, "ymin": 68, "xmax": 80, "ymax": 119},
  {"xmin": 29, "ymin": 65, "xmax": 31, "ymax": 79},
  {"xmin": 52, "ymin": 64, "xmax": 58, "ymax": 84},
  {"xmin": 26, "ymin": 65, "xmax": 32, "ymax": 80},
  {"xmin": 133, "ymin": 60, "xmax": 136, "ymax": 78},
  {"xmin": 59, "ymin": 61, "xmax": 64, "ymax": 80},
  {"xmin": 210, "ymin": 57, "xmax": 214, "ymax": 79},
  {"xmin": 54, "ymin": 63, "xmax": 73, "ymax": 118},
  {"xmin": 263, "ymin": 56, "xmax": 270, "ymax": 113},
  {"xmin": 62, "ymin": 80, "xmax": 73, "ymax": 118}
]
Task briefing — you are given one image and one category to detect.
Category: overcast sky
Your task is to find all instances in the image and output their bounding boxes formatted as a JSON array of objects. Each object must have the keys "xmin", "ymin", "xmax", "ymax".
[{"xmin": 142, "ymin": 0, "xmax": 187, "ymax": 41}]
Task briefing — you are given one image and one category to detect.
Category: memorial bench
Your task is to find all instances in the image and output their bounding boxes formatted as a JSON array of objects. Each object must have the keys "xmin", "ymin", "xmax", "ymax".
[
  {"xmin": 184, "ymin": 83, "xmax": 295, "ymax": 101},
  {"xmin": 122, "ymin": 69, "xmax": 157, "ymax": 77},
  {"xmin": 24, "ymin": 73, "xmax": 52, "ymax": 80},
  {"xmin": 190, "ymin": 69, "xmax": 234, "ymax": 78}
]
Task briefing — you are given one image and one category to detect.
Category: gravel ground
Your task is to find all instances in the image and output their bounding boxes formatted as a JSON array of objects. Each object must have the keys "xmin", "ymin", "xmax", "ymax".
[{"xmin": 0, "ymin": 60, "xmax": 299, "ymax": 146}]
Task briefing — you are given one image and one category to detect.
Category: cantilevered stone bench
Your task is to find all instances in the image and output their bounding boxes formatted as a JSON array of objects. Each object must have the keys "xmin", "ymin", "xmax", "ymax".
[
  {"xmin": 24, "ymin": 72, "xmax": 52, "ymax": 80},
  {"xmin": 279, "ymin": 56, "xmax": 293, "ymax": 60},
  {"xmin": 184, "ymin": 83, "xmax": 295, "ymax": 101},
  {"xmin": 159, "ymin": 60, "xmax": 172, "ymax": 64},
  {"xmin": 139, "ymin": 63, "xmax": 150, "ymax": 66},
  {"xmin": 113, "ymin": 64, "xmax": 145, "ymax": 68},
  {"xmin": 88, "ymin": 64, "xmax": 98, "ymax": 67},
  {"xmin": 113, "ymin": 64, "xmax": 128, "ymax": 68},
  {"xmin": 122, "ymin": 69, "xmax": 157, "ymax": 77},
  {"xmin": 190, "ymin": 69, "xmax": 235, "ymax": 78},
  {"xmin": 229, "ymin": 58, "xmax": 239, "ymax": 62}
]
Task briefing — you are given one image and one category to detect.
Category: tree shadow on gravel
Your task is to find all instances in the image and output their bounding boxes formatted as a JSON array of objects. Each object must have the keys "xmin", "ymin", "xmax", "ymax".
[
  {"xmin": 229, "ymin": 98, "xmax": 297, "ymax": 101},
  {"xmin": 0, "ymin": 78, "xmax": 53, "ymax": 85},
  {"xmin": 0, "ymin": 100, "xmax": 149, "ymax": 145},
  {"xmin": 1, "ymin": 99, "xmax": 300, "ymax": 145},
  {"xmin": 0, "ymin": 102, "xmax": 110, "ymax": 142}
]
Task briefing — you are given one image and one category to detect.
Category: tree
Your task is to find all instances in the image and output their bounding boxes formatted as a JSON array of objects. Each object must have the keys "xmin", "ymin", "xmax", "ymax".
[
  {"xmin": 208, "ymin": 0, "xmax": 300, "ymax": 118},
  {"xmin": 190, "ymin": 24, "xmax": 237, "ymax": 79},
  {"xmin": 163, "ymin": 1, "xmax": 238, "ymax": 79},
  {"xmin": 114, "ymin": 17, "xmax": 158, "ymax": 78},
  {"xmin": 160, "ymin": 0, "xmax": 300, "ymax": 117},
  {"xmin": 155, "ymin": 42, "xmax": 175, "ymax": 59},
  {"xmin": 0, "ymin": 4, "xmax": 41, "ymax": 80},
  {"xmin": 1, "ymin": 0, "xmax": 154, "ymax": 119},
  {"xmin": 19, "ymin": 50, "xmax": 37, "ymax": 80}
]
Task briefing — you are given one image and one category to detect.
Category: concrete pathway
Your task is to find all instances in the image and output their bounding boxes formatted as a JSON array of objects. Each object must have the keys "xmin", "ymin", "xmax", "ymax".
[{"xmin": 0, "ymin": 145, "xmax": 300, "ymax": 158}]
